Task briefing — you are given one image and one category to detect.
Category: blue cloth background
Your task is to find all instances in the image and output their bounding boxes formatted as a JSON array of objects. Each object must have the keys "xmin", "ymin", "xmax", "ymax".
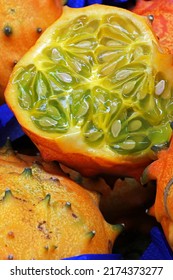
[{"xmin": 0, "ymin": 0, "xmax": 172, "ymax": 260}]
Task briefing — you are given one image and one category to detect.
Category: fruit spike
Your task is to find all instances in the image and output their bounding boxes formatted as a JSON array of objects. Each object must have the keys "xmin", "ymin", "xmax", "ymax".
[
  {"xmin": 7, "ymin": 254, "xmax": 14, "ymax": 260},
  {"xmin": 0, "ymin": 137, "xmax": 14, "ymax": 155},
  {"xmin": 147, "ymin": 14, "xmax": 154, "ymax": 24},
  {"xmin": 86, "ymin": 230, "xmax": 96, "ymax": 240},
  {"xmin": 64, "ymin": 201, "xmax": 71, "ymax": 209},
  {"xmin": 3, "ymin": 189, "xmax": 13, "ymax": 200},
  {"xmin": 22, "ymin": 167, "xmax": 33, "ymax": 177},
  {"xmin": 43, "ymin": 194, "xmax": 51, "ymax": 205},
  {"xmin": 44, "ymin": 245, "xmax": 49, "ymax": 251},
  {"xmin": 7, "ymin": 231, "xmax": 15, "ymax": 238}
]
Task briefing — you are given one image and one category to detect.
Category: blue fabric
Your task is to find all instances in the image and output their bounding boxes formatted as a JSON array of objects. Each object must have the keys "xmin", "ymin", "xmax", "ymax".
[
  {"xmin": 64, "ymin": 254, "xmax": 122, "ymax": 260},
  {"xmin": 0, "ymin": 104, "xmax": 24, "ymax": 146},
  {"xmin": 140, "ymin": 227, "xmax": 173, "ymax": 260},
  {"xmin": 67, "ymin": 0, "xmax": 131, "ymax": 7}
]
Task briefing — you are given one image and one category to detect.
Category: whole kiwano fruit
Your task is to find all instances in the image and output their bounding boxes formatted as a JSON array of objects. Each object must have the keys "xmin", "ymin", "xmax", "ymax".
[
  {"xmin": 5, "ymin": 4, "xmax": 173, "ymax": 180},
  {"xmin": 0, "ymin": 141, "xmax": 121, "ymax": 260},
  {"xmin": 0, "ymin": 0, "xmax": 62, "ymax": 104},
  {"xmin": 141, "ymin": 138, "xmax": 173, "ymax": 250}
]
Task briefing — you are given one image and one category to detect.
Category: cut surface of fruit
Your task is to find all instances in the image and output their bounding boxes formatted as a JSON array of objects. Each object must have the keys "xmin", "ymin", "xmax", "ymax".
[
  {"xmin": 0, "ymin": 141, "xmax": 121, "ymax": 260},
  {"xmin": 5, "ymin": 4, "xmax": 173, "ymax": 178},
  {"xmin": 0, "ymin": 0, "xmax": 62, "ymax": 104}
]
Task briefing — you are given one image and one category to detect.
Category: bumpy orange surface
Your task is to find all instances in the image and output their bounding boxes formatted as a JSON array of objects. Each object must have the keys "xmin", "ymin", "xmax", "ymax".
[
  {"xmin": 142, "ymin": 137, "xmax": 173, "ymax": 250},
  {"xmin": 131, "ymin": 0, "xmax": 173, "ymax": 53},
  {"xmin": 0, "ymin": 0, "xmax": 62, "ymax": 104},
  {"xmin": 0, "ymin": 141, "xmax": 122, "ymax": 260}
]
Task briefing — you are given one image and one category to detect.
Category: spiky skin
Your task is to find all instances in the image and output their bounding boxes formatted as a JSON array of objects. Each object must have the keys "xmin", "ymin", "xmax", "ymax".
[
  {"xmin": 142, "ymin": 138, "xmax": 173, "ymax": 250},
  {"xmin": 0, "ymin": 141, "xmax": 122, "ymax": 260}
]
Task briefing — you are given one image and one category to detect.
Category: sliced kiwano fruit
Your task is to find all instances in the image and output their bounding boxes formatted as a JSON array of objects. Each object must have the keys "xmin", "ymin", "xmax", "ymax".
[{"xmin": 5, "ymin": 5, "xmax": 173, "ymax": 179}]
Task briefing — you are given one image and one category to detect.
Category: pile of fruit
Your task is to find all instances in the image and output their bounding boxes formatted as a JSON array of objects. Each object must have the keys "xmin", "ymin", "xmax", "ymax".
[{"xmin": 1, "ymin": 0, "xmax": 173, "ymax": 259}]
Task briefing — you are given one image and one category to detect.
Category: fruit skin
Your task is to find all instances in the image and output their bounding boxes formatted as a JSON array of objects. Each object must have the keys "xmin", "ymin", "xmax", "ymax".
[
  {"xmin": 0, "ymin": 0, "xmax": 62, "ymax": 104},
  {"xmin": 131, "ymin": 0, "xmax": 173, "ymax": 53},
  {"xmin": 5, "ymin": 4, "xmax": 173, "ymax": 181},
  {"xmin": 141, "ymin": 137, "xmax": 173, "ymax": 250},
  {"xmin": 0, "ymin": 140, "xmax": 121, "ymax": 260}
]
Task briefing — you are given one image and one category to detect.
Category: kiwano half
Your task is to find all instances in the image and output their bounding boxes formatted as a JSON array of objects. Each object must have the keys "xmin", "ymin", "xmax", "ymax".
[{"xmin": 5, "ymin": 4, "xmax": 173, "ymax": 180}]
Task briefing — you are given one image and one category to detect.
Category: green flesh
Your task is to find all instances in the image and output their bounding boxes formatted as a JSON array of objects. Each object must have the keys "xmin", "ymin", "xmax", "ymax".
[{"xmin": 13, "ymin": 13, "xmax": 173, "ymax": 156}]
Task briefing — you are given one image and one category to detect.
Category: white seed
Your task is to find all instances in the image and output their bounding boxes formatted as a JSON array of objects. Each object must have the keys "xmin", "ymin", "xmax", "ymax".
[
  {"xmin": 95, "ymin": 93, "xmax": 105, "ymax": 104},
  {"xmin": 128, "ymin": 120, "xmax": 142, "ymax": 131},
  {"xmin": 155, "ymin": 80, "xmax": 165, "ymax": 96},
  {"xmin": 85, "ymin": 131, "xmax": 102, "ymax": 142},
  {"xmin": 121, "ymin": 139, "xmax": 136, "ymax": 150},
  {"xmin": 122, "ymin": 80, "xmax": 136, "ymax": 95},
  {"xmin": 36, "ymin": 79, "xmax": 47, "ymax": 98},
  {"xmin": 73, "ymin": 60, "xmax": 82, "ymax": 72},
  {"xmin": 20, "ymin": 89, "xmax": 32, "ymax": 108},
  {"xmin": 111, "ymin": 120, "xmax": 121, "ymax": 138},
  {"xmin": 98, "ymin": 50, "xmax": 119, "ymax": 63},
  {"xmin": 105, "ymin": 39, "xmax": 122, "ymax": 47},
  {"xmin": 57, "ymin": 73, "xmax": 72, "ymax": 83},
  {"xmin": 133, "ymin": 46, "xmax": 143, "ymax": 59},
  {"xmin": 115, "ymin": 69, "xmax": 132, "ymax": 81},
  {"xmin": 48, "ymin": 106, "xmax": 60, "ymax": 119},
  {"xmin": 39, "ymin": 116, "xmax": 57, "ymax": 127},
  {"xmin": 75, "ymin": 40, "xmax": 92, "ymax": 48},
  {"xmin": 137, "ymin": 91, "xmax": 147, "ymax": 100},
  {"xmin": 100, "ymin": 61, "xmax": 117, "ymax": 76},
  {"xmin": 76, "ymin": 99, "xmax": 89, "ymax": 118},
  {"xmin": 51, "ymin": 48, "xmax": 62, "ymax": 62}
]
